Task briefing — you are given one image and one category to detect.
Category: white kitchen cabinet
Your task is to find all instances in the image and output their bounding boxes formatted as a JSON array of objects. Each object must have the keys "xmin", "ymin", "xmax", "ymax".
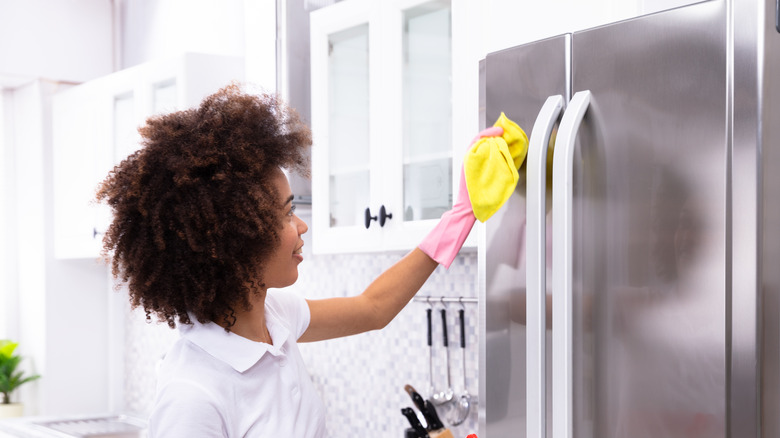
[
  {"xmin": 53, "ymin": 53, "xmax": 244, "ymax": 259},
  {"xmin": 310, "ymin": 0, "xmax": 478, "ymax": 254}
]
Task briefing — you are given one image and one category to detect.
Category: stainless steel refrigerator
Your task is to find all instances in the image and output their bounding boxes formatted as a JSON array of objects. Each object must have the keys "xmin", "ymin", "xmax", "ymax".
[{"xmin": 477, "ymin": 0, "xmax": 780, "ymax": 436}]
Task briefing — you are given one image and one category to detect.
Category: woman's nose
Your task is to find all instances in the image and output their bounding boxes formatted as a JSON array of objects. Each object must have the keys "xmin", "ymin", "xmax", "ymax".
[{"xmin": 296, "ymin": 215, "xmax": 309, "ymax": 234}]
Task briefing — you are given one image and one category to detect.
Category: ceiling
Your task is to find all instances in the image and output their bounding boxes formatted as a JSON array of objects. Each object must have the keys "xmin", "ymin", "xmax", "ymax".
[{"xmin": 0, "ymin": 74, "xmax": 34, "ymax": 90}]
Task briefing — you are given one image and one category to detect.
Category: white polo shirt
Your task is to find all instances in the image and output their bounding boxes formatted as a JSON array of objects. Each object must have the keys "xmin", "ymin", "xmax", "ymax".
[{"xmin": 148, "ymin": 290, "xmax": 328, "ymax": 438}]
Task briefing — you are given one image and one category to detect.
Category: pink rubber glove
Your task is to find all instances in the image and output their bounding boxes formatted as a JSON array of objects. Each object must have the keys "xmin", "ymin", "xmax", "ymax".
[{"xmin": 419, "ymin": 126, "xmax": 504, "ymax": 268}]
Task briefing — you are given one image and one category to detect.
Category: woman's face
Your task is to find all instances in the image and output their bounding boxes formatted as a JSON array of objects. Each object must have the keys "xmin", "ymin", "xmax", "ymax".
[{"xmin": 262, "ymin": 167, "xmax": 308, "ymax": 289}]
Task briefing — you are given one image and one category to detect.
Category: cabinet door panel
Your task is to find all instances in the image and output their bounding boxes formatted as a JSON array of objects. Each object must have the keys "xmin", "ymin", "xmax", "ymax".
[
  {"xmin": 311, "ymin": 1, "xmax": 383, "ymax": 253},
  {"xmin": 53, "ymin": 84, "xmax": 104, "ymax": 259},
  {"xmin": 401, "ymin": 2, "xmax": 453, "ymax": 222}
]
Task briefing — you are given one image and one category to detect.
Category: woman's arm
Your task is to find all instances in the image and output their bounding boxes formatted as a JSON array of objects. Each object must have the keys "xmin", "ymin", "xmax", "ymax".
[
  {"xmin": 298, "ymin": 248, "xmax": 438, "ymax": 342},
  {"xmin": 299, "ymin": 119, "xmax": 526, "ymax": 343}
]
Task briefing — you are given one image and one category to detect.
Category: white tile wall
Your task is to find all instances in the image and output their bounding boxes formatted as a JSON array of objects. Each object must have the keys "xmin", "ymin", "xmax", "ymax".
[{"xmin": 292, "ymin": 251, "xmax": 479, "ymax": 438}]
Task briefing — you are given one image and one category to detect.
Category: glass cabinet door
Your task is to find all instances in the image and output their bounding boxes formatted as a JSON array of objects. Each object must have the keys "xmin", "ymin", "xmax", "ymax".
[
  {"xmin": 311, "ymin": 1, "xmax": 380, "ymax": 253},
  {"xmin": 402, "ymin": 1, "xmax": 452, "ymax": 222},
  {"xmin": 310, "ymin": 0, "xmax": 468, "ymax": 253},
  {"xmin": 327, "ymin": 24, "xmax": 370, "ymax": 229}
]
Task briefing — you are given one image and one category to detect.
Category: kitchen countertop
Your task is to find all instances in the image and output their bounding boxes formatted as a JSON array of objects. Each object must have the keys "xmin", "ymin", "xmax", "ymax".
[{"xmin": 0, "ymin": 413, "xmax": 147, "ymax": 437}]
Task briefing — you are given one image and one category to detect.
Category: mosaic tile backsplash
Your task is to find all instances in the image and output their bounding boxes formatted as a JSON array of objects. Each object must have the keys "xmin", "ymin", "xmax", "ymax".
[{"xmin": 123, "ymin": 209, "xmax": 480, "ymax": 438}]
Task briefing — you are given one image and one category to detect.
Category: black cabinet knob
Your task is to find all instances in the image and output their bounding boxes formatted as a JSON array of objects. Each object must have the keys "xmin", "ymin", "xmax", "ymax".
[
  {"xmin": 364, "ymin": 207, "xmax": 377, "ymax": 229},
  {"xmin": 378, "ymin": 205, "xmax": 393, "ymax": 227},
  {"xmin": 364, "ymin": 205, "xmax": 393, "ymax": 229}
]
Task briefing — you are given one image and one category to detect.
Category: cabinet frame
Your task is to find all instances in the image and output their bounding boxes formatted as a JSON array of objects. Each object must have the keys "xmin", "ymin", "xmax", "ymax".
[{"xmin": 310, "ymin": 0, "xmax": 478, "ymax": 254}]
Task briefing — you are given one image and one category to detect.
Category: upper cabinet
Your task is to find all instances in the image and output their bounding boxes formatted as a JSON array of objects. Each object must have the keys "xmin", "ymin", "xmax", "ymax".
[
  {"xmin": 53, "ymin": 53, "xmax": 244, "ymax": 259},
  {"xmin": 310, "ymin": 0, "xmax": 478, "ymax": 254}
]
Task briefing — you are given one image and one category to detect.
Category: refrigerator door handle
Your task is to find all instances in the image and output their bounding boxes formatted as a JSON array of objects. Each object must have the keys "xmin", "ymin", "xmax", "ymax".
[
  {"xmin": 552, "ymin": 90, "xmax": 591, "ymax": 438},
  {"xmin": 526, "ymin": 94, "xmax": 564, "ymax": 438}
]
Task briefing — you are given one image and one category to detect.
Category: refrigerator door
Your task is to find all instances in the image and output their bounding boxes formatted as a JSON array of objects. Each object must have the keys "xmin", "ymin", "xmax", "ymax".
[
  {"xmin": 480, "ymin": 35, "xmax": 567, "ymax": 437},
  {"xmin": 560, "ymin": 1, "xmax": 728, "ymax": 437}
]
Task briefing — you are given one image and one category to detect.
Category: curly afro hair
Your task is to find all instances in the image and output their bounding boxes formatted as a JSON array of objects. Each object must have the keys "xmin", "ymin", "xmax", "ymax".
[{"xmin": 96, "ymin": 83, "xmax": 311, "ymax": 330}]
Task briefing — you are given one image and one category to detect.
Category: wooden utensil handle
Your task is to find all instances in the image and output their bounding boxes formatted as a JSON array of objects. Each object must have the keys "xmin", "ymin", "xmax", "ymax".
[{"xmin": 429, "ymin": 428, "xmax": 455, "ymax": 438}]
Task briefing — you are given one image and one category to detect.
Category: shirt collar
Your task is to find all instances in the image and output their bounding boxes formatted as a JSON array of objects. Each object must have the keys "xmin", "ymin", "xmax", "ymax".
[{"xmin": 180, "ymin": 312, "xmax": 291, "ymax": 373}]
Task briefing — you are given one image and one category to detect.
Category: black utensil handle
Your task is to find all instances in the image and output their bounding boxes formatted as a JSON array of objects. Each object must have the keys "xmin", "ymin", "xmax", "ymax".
[
  {"xmin": 459, "ymin": 308, "xmax": 466, "ymax": 349},
  {"xmin": 440, "ymin": 308, "xmax": 448, "ymax": 347},
  {"xmin": 411, "ymin": 391, "xmax": 427, "ymax": 412},
  {"xmin": 426, "ymin": 308, "xmax": 432, "ymax": 347},
  {"xmin": 404, "ymin": 384, "xmax": 427, "ymax": 412},
  {"xmin": 401, "ymin": 407, "xmax": 427, "ymax": 436},
  {"xmin": 424, "ymin": 399, "xmax": 445, "ymax": 431}
]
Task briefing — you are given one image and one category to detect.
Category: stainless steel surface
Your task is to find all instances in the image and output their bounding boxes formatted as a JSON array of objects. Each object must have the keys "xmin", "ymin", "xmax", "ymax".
[
  {"xmin": 481, "ymin": 35, "xmax": 568, "ymax": 438},
  {"xmin": 731, "ymin": 0, "xmax": 762, "ymax": 435},
  {"xmin": 552, "ymin": 90, "xmax": 591, "ymax": 438},
  {"xmin": 526, "ymin": 94, "xmax": 564, "ymax": 438},
  {"xmin": 759, "ymin": 0, "xmax": 780, "ymax": 434},
  {"xmin": 477, "ymin": 58, "xmax": 487, "ymax": 437},
  {"xmin": 481, "ymin": 2, "xmax": 739, "ymax": 437},
  {"xmin": 480, "ymin": 1, "xmax": 777, "ymax": 436},
  {"xmin": 569, "ymin": 3, "xmax": 728, "ymax": 436}
]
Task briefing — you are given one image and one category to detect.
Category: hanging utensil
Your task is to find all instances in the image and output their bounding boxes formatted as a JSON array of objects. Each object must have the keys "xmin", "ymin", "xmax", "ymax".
[
  {"xmin": 427, "ymin": 305, "xmax": 435, "ymax": 398},
  {"xmin": 431, "ymin": 306, "xmax": 454, "ymax": 405},
  {"xmin": 449, "ymin": 303, "xmax": 471, "ymax": 425}
]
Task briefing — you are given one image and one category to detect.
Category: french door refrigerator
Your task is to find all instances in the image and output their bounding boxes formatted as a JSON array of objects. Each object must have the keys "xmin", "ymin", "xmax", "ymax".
[{"xmin": 478, "ymin": 0, "xmax": 780, "ymax": 436}]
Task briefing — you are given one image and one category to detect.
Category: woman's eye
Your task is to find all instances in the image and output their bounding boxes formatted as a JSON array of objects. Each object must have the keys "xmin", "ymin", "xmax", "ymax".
[{"xmin": 288, "ymin": 204, "xmax": 297, "ymax": 216}]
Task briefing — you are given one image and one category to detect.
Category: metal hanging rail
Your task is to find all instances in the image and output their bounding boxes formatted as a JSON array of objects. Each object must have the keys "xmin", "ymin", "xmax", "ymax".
[{"xmin": 412, "ymin": 296, "xmax": 478, "ymax": 304}]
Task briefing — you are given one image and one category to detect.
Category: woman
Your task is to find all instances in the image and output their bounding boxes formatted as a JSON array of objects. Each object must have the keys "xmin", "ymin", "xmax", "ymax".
[{"xmin": 97, "ymin": 84, "xmax": 512, "ymax": 437}]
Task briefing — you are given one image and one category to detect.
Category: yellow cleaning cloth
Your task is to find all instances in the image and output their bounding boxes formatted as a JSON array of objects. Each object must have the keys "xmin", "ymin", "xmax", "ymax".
[
  {"xmin": 495, "ymin": 112, "xmax": 529, "ymax": 169},
  {"xmin": 464, "ymin": 112, "xmax": 529, "ymax": 222}
]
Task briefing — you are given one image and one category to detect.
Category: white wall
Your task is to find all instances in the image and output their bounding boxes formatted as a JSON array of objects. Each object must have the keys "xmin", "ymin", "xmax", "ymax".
[
  {"xmin": 120, "ymin": 0, "xmax": 276, "ymax": 90},
  {"xmin": 0, "ymin": 91, "xmax": 7, "ymax": 341},
  {"xmin": 0, "ymin": 0, "xmax": 113, "ymax": 414},
  {"xmin": 0, "ymin": 0, "xmax": 113, "ymax": 86},
  {"xmin": 477, "ymin": 0, "xmax": 703, "ymax": 57},
  {"xmin": 478, "ymin": 0, "xmax": 639, "ymax": 56},
  {"xmin": 1, "ymin": 81, "xmax": 112, "ymax": 416},
  {"xmin": 120, "ymin": 0, "xmax": 246, "ymax": 68},
  {"xmin": 3, "ymin": 82, "xmax": 50, "ymax": 415}
]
